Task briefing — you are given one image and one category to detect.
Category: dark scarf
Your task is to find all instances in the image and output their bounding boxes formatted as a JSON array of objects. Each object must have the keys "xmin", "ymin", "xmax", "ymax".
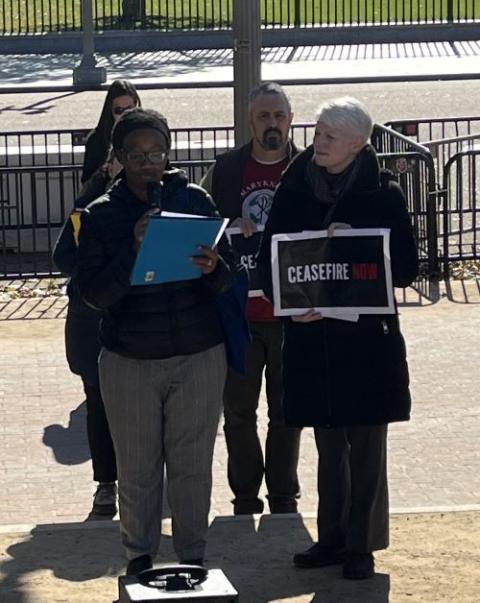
[{"xmin": 305, "ymin": 150, "xmax": 363, "ymax": 207}]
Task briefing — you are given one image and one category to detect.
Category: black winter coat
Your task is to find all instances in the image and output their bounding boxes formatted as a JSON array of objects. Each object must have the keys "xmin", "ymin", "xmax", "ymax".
[
  {"xmin": 258, "ymin": 145, "xmax": 419, "ymax": 428},
  {"xmin": 76, "ymin": 169, "xmax": 236, "ymax": 360},
  {"xmin": 53, "ymin": 195, "xmax": 103, "ymax": 385},
  {"xmin": 81, "ymin": 130, "xmax": 109, "ymax": 184}
]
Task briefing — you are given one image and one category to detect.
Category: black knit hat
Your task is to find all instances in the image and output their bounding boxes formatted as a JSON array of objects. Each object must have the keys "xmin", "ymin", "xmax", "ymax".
[{"xmin": 111, "ymin": 108, "xmax": 171, "ymax": 151}]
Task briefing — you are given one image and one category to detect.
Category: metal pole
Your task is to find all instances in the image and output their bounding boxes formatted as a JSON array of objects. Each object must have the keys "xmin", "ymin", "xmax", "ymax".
[
  {"xmin": 73, "ymin": 0, "xmax": 107, "ymax": 87},
  {"xmin": 233, "ymin": 0, "xmax": 262, "ymax": 147}
]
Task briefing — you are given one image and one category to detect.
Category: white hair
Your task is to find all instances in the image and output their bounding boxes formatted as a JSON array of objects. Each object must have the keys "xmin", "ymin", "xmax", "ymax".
[{"xmin": 315, "ymin": 97, "xmax": 373, "ymax": 143}]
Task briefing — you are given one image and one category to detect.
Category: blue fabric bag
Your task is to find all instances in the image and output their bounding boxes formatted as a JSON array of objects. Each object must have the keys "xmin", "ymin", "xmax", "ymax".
[{"xmin": 215, "ymin": 264, "xmax": 251, "ymax": 374}]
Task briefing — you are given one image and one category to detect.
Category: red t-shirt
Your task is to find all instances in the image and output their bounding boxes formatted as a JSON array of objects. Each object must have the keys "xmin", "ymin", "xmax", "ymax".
[{"xmin": 239, "ymin": 155, "xmax": 289, "ymax": 322}]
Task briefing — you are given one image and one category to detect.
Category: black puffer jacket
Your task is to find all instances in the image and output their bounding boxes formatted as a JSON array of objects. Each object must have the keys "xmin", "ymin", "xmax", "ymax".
[
  {"xmin": 258, "ymin": 145, "xmax": 419, "ymax": 428},
  {"xmin": 53, "ymin": 194, "xmax": 103, "ymax": 384},
  {"xmin": 76, "ymin": 169, "xmax": 236, "ymax": 359}
]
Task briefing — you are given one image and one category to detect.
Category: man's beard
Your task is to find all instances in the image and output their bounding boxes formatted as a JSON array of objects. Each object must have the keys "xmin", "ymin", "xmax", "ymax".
[{"xmin": 261, "ymin": 128, "xmax": 284, "ymax": 151}]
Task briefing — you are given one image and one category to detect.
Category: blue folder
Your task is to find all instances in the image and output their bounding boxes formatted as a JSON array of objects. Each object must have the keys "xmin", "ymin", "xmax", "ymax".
[{"xmin": 130, "ymin": 214, "xmax": 229, "ymax": 285}]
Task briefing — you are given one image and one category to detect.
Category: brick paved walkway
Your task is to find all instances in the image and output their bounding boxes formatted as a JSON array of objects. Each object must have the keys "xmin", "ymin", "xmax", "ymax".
[{"xmin": 0, "ymin": 281, "xmax": 479, "ymax": 527}]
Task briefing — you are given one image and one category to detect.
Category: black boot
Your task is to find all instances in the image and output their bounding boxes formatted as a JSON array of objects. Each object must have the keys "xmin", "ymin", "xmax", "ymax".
[
  {"xmin": 126, "ymin": 555, "xmax": 152, "ymax": 576},
  {"xmin": 293, "ymin": 543, "xmax": 345, "ymax": 568},
  {"xmin": 343, "ymin": 552, "xmax": 375, "ymax": 579}
]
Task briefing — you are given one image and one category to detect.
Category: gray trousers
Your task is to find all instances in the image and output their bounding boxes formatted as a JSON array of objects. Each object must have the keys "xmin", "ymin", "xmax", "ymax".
[
  {"xmin": 99, "ymin": 344, "xmax": 226, "ymax": 562},
  {"xmin": 314, "ymin": 424, "xmax": 389, "ymax": 553}
]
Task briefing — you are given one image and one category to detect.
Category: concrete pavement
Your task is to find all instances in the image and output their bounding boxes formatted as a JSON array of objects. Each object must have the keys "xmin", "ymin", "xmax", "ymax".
[{"xmin": 0, "ymin": 40, "xmax": 479, "ymax": 92}]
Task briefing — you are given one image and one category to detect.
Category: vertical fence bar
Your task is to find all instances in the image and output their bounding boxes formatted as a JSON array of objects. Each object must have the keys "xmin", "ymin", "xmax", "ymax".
[
  {"xmin": 447, "ymin": 0, "xmax": 454, "ymax": 21},
  {"xmin": 472, "ymin": 153, "xmax": 478, "ymax": 255}
]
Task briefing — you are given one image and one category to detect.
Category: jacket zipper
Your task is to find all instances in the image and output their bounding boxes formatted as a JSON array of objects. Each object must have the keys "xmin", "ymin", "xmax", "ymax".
[{"xmin": 381, "ymin": 319, "xmax": 389, "ymax": 335}]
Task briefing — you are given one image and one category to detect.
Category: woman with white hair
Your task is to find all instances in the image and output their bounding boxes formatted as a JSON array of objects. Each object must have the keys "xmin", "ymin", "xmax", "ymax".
[{"xmin": 258, "ymin": 97, "xmax": 418, "ymax": 579}]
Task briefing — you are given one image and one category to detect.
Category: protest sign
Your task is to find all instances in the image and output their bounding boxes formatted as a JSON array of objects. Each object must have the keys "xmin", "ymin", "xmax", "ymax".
[
  {"xmin": 271, "ymin": 228, "xmax": 394, "ymax": 317},
  {"xmin": 226, "ymin": 225, "xmax": 264, "ymax": 297}
]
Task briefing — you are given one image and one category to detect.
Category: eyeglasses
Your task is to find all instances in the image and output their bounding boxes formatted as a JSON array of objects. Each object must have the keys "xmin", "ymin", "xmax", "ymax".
[
  {"xmin": 125, "ymin": 151, "xmax": 168, "ymax": 165},
  {"xmin": 113, "ymin": 105, "xmax": 135, "ymax": 116}
]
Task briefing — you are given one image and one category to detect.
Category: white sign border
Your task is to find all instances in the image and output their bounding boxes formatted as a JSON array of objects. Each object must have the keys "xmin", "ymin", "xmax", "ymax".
[{"xmin": 271, "ymin": 228, "xmax": 394, "ymax": 317}]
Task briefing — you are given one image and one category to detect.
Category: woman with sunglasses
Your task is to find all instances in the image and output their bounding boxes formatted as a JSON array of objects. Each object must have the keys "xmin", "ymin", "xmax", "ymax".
[
  {"xmin": 81, "ymin": 79, "xmax": 141, "ymax": 199},
  {"xmin": 76, "ymin": 108, "xmax": 239, "ymax": 575},
  {"xmin": 53, "ymin": 80, "xmax": 140, "ymax": 519}
]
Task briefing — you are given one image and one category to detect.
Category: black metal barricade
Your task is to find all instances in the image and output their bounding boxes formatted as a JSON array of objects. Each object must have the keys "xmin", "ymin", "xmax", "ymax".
[
  {"xmin": 0, "ymin": 122, "xmax": 435, "ymax": 279},
  {"xmin": 385, "ymin": 116, "xmax": 480, "ymax": 188},
  {"xmin": 0, "ymin": 164, "xmax": 83, "ymax": 278},
  {"xmin": 440, "ymin": 146, "xmax": 480, "ymax": 271},
  {"xmin": 372, "ymin": 123, "xmax": 438, "ymax": 277},
  {"xmin": 386, "ymin": 116, "xmax": 480, "ymax": 272}
]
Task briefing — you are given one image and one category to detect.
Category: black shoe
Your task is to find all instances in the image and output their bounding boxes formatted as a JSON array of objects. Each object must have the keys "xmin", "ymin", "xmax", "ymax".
[
  {"xmin": 180, "ymin": 558, "xmax": 204, "ymax": 566},
  {"xmin": 343, "ymin": 552, "xmax": 375, "ymax": 580},
  {"xmin": 92, "ymin": 482, "xmax": 117, "ymax": 517},
  {"xmin": 233, "ymin": 498, "xmax": 264, "ymax": 515},
  {"xmin": 126, "ymin": 555, "xmax": 153, "ymax": 576},
  {"xmin": 293, "ymin": 543, "xmax": 346, "ymax": 568}
]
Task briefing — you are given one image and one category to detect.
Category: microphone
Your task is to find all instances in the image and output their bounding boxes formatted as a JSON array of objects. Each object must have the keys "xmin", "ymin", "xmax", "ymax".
[{"xmin": 147, "ymin": 181, "xmax": 163, "ymax": 212}]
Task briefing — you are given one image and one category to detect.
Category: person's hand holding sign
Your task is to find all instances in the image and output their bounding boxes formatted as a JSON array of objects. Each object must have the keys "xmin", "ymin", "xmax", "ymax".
[
  {"xmin": 291, "ymin": 309, "xmax": 323, "ymax": 323},
  {"xmin": 327, "ymin": 222, "xmax": 352, "ymax": 237},
  {"xmin": 232, "ymin": 217, "xmax": 257, "ymax": 238}
]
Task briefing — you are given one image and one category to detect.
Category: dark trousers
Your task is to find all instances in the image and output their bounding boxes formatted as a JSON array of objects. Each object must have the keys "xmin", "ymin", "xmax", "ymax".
[
  {"xmin": 223, "ymin": 321, "xmax": 301, "ymax": 511},
  {"xmin": 83, "ymin": 379, "xmax": 117, "ymax": 483},
  {"xmin": 314, "ymin": 424, "xmax": 389, "ymax": 553}
]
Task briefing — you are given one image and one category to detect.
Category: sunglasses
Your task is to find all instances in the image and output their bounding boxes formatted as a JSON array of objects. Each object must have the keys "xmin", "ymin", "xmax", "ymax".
[
  {"xmin": 113, "ymin": 105, "xmax": 135, "ymax": 116},
  {"xmin": 125, "ymin": 151, "xmax": 168, "ymax": 165}
]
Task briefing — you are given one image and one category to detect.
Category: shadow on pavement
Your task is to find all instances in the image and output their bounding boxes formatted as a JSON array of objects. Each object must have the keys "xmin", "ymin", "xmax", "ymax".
[
  {"xmin": 1, "ymin": 512, "xmax": 479, "ymax": 601},
  {"xmin": 397, "ymin": 276, "xmax": 441, "ymax": 307},
  {"xmin": 0, "ymin": 523, "xmax": 125, "ymax": 603},
  {"xmin": 0, "ymin": 91, "xmax": 78, "ymax": 115},
  {"xmin": 42, "ymin": 401, "xmax": 91, "ymax": 466},
  {"xmin": 206, "ymin": 514, "xmax": 390, "ymax": 602}
]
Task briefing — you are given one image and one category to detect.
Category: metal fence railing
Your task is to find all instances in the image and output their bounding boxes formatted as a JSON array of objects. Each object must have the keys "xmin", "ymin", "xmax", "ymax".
[
  {"xmin": 386, "ymin": 116, "xmax": 480, "ymax": 270},
  {"xmin": 440, "ymin": 147, "xmax": 480, "ymax": 268},
  {"xmin": 1, "ymin": 0, "xmax": 478, "ymax": 34},
  {"xmin": 372, "ymin": 123, "xmax": 438, "ymax": 276},
  {"xmin": 385, "ymin": 117, "xmax": 480, "ymax": 187},
  {"xmin": 0, "ymin": 122, "xmax": 439, "ymax": 279}
]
